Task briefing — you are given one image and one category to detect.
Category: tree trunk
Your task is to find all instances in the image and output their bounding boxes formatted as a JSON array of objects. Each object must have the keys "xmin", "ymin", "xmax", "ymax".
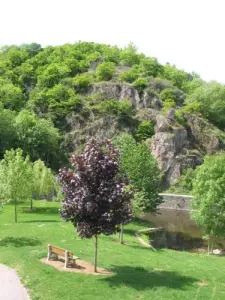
[
  {"xmin": 208, "ymin": 237, "xmax": 210, "ymax": 254},
  {"xmin": 30, "ymin": 198, "xmax": 33, "ymax": 210},
  {"xmin": 120, "ymin": 224, "xmax": 124, "ymax": 244},
  {"xmin": 94, "ymin": 234, "xmax": 98, "ymax": 273},
  {"xmin": 14, "ymin": 200, "xmax": 17, "ymax": 223},
  {"xmin": 211, "ymin": 236, "xmax": 214, "ymax": 253}
]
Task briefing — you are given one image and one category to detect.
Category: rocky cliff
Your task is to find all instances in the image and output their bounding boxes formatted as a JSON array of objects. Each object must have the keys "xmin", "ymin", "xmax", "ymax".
[{"xmin": 64, "ymin": 80, "xmax": 225, "ymax": 187}]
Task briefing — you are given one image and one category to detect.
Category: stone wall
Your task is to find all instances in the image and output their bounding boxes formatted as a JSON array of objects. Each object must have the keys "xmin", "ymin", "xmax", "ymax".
[{"xmin": 159, "ymin": 193, "xmax": 193, "ymax": 211}]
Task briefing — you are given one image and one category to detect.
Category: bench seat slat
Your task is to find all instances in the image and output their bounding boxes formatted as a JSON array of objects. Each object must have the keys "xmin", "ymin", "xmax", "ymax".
[{"xmin": 50, "ymin": 245, "xmax": 73, "ymax": 257}]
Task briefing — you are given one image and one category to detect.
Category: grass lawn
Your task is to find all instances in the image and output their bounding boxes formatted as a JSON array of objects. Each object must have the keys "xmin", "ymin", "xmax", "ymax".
[{"xmin": 1, "ymin": 201, "xmax": 225, "ymax": 300}]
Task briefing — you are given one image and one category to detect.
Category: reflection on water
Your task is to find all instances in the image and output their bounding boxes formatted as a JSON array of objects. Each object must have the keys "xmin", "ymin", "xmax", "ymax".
[
  {"xmin": 140, "ymin": 209, "xmax": 225, "ymax": 251},
  {"xmin": 141, "ymin": 209, "xmax": 204, "ymax": 238}
]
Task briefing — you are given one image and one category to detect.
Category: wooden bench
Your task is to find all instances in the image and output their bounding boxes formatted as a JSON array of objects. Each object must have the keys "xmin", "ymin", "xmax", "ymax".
[{"xmin": 47, "ymin": 244, "xmax": 79, "ymax": 268}]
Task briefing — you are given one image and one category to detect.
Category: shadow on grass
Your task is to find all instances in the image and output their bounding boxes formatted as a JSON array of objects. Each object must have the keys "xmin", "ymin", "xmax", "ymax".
[
  {"xmin": 102, "ymin": 266, "xmax": 197, "ymax": 290},
  {"xmin": 22, "ymin": 207, "xmax": 59, "ymax": 215},
  {"xmin": 22, "ymin": 220, "xmax": 60, "ymax": 223},
  {"xmin": 0, "ymin": 237, "xmax": 42, "ymax": 247}
]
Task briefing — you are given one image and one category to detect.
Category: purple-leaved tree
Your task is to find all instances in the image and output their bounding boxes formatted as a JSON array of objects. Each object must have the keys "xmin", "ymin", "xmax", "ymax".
[{"xmin": 58, "ymin": 138, "xmax": 132, "ymax": 272}]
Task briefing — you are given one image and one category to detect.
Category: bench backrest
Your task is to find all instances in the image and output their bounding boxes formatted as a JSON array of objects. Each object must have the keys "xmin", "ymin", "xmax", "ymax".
[{"xmin": 49, "ymin": 245, "xmax": 73, "ymax": 257}]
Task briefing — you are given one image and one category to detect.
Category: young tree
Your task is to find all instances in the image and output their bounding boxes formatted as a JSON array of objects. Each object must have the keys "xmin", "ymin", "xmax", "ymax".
[
  {"xmin": 0, "ymin": 149, "xmax": 33, "ymax": 222},
  {"xmin": 113, "ymin": 133, "xmax": 162, "ymax": 243},
  {"xmin": 113, "ymin": 133, "xmax": 162, "ymax": 214},
  {"xmin": 191, "ymin": 154, "xmax": 225, "ymax": 253},
  {"xmin": 32, "ymin": 159, "xmax": 55, "ymax": 209},
  {"xmin": 59, "ymin": 139, "xmax": 132, "ymax": 272}
]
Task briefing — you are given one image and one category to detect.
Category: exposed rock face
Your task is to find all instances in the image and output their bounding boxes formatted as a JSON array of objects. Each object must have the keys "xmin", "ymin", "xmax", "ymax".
[
  {"xmin": 64, "ymin": 115, "xmax": 121, "ymax": 152},
  {"xmin": 184, "ymin": 114, "xmax": 224, "ymax": 154},
  {"xmin": 89, "ymin": 82, "xmax": 163, "ymax": 110},
  {"xmin": 67, "ymin": 82, "xmax": 225, "ymax": 187},
  {"xmin": 151, "ymin": 111, "xmax": 202, "ymax": 187}
]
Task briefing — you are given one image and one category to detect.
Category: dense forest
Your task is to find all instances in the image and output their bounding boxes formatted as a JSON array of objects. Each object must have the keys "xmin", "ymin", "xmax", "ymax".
[{"xmin": 1, "ymin": 42, "xmax": 225, "ymax": 191}]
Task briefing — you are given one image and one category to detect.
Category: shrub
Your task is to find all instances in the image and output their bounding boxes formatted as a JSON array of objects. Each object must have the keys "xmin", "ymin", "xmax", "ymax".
[
  {"xmin": 159, "ymin": 88, "xmax": 176, "ymax": 102},
  {"xmin": 72, "ymin": 73, "xmax": 92, "ymax": 92},
  {"xmin": 119, "ymin": 66, "xmax": 140, "ymax": 83},
  {"xmin": 96, "ymin": 62, "xmax": 115, "ymax": 81},
  {"xmin": 132, "ymin": 78, "xmax": 148, "ymax": 93},
  {"xmin": 135, "ymin": 121, "xmax": 154, "ymax": 141}
]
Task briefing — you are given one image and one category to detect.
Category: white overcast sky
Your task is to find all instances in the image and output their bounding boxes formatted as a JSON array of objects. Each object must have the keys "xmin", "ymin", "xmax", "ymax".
[{"xmin": 1, "ymin": 0, "xmax": 225, "ymax": 83}]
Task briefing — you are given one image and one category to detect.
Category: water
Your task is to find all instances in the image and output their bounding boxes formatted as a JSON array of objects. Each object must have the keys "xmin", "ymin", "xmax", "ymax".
[
  {"xmin": 140, "ymin": 209, "xmax": 225, "ymax": 251},
  {"xmin": 141, "ymin": 209, "xmax": 203, "ymax": 238}
]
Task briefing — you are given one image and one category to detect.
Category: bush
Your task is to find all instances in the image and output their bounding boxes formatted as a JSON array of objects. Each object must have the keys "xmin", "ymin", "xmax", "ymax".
[
  {"xmin": 159, "ymin": 88, "xmax": 176, "ymax": 102},
  {"xmin": 132, "ymin": 78, "xmax": 148, "ymax": 93},
  {"xmin": 135, "ymin": 121, "xmax": 154, "ymax": 141},
  {"xmin": 96, "ymin": 62, "xmax": 115, "ymax": 81},
  {"xmin": 92, "ymin": 99, "xmax": 133, "ymax": 121},
  {"xmin": 162, "ymin": 99, "xmax": 176, "ymax": 113},
  {"xmin": 119, "ymin": 66, "xmax": 139, "ymax": 83},
  {"xmin": 72, "ymin": 73, "xmax": 92, "ymax": 92}
]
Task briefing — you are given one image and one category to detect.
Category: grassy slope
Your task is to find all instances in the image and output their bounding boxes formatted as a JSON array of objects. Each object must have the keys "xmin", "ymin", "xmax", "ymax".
[{"xmin": 0, "ymin": 201, "xmax": 225, "ymax": 300}]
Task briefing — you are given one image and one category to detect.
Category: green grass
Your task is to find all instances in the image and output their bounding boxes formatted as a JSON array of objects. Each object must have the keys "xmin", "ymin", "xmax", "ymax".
[{"xmin": 1, "ymin": 201, "xmax": 225, "ymax": 300}]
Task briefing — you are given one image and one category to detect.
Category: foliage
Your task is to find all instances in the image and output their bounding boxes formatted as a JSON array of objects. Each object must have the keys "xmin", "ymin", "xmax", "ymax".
[
  {"xmin": 14, "ymin": 110, "xmax": 63, "ymax": 169},
  {"xmin": 58, "ymin": 139, "xmax": 132, "ymax": 270},
  {"xmin": 32, "ymin": 159, "xmax": 55, "ymax": 200},
  {"xmin": 159, "ymin": 88, "xmax": 177, "ymax": 103},
  {"xmin": 139, "ymin": 57, "xmax": 163, "ymax": 77},
  {"xmin": 0, "ymin": 107, "xmax": 17, "ymax": 158},
  {"xmin": 72, "ymin": 73, "xmax": 92, "ymax": 92},
  {"xmin": 96, "ymin": 62, "xmax": 115, "ymax": 81},
  {"xmin": 162, "ymin": 99, "xmax": 176, "ymax": 113},
  {"xmin": 92, "ymin": 99, "xmax": 133, "ymax": 122},
  {"xmin": 119, "ymin": 66, "xmax": 139, "ymax": 83},
  {"xmin": 168, "ymin": 168, "xmax": 196, "ymax": 194},
  {"xmin": 135, "ymin": 121, "xmax": 154, "ymax": 142},
  {"xmin": 113, "ymin": 133, "xmax": 162, "ymax": 214},
  {"xmin": 191, "ymin": 154, "xmax": 225, "ymax": 250},
  {"xmin": 119, "ymin": 43, "xmax": 141, "ymax": 66},
  {"xmin": 187, "ymin": 81, "xmax": 225, "ymax": 129},
  {"xmin": 132, "ymin": 78, "xmax": 148, "ymax": 93},
  {"xmin": 0, "ymin": 149, "xmax": 33, "ymax": 222}
]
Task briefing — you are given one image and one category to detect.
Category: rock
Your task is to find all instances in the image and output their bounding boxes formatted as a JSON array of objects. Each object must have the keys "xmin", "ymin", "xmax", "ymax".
[
  {"xmin": 89, "ymin": 82, "xmax": 141, "ymax": 108},
  {"xmin": 140, "ymin": 89, "xmax": 163, "ymax": 110},
  {"xmin": 151, "ymin": 113, "xmax": 202, "ymax": 187},
  {"xmin": 135, "ymin": 108, "xmax": 160, "ymax": 123},
  {"xmin": 212, "ymin": 249, "xmax": 225, "ymax": 255},
  {"xmin": 89, "ymin": 82, "xmax": 163, "ymax": 110},
  {"xmin": 185, "ymin": 114, "xmax": 225, "ymax": 154}
]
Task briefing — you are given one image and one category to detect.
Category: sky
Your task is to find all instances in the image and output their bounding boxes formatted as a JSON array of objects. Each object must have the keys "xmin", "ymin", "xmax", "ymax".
[{"xmin": 1, "ymin": 0, "xmax": 225, "ymax": 83}]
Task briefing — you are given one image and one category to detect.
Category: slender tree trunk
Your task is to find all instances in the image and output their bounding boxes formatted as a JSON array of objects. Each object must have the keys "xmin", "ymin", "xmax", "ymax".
[
  {"xmin": 14, "ymin": 200, "xmax": 17, "ymax": 223},
  {"xmin": 208, "ymin": 237, "xmax": 210, "ymax": 254},
  {"xmin": 211, "ymin": 236, "xmax": 214, "ymax": 253},
  {"xmin": 94, "ymin": 234, "xmax": 98, "ymax": 273},
  {"xmin": 30, "ymin": 198, "xmax": 33, "ymax": 210},
  {"xmin": 120, "ymin": 224, "xmax": 124, "ymax": 244}
]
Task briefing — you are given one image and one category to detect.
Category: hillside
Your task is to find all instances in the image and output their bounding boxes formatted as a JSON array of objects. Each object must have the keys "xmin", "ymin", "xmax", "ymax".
[{"xmin": 1, "ymin": 42, "xmax": 225, "ymax": 189}]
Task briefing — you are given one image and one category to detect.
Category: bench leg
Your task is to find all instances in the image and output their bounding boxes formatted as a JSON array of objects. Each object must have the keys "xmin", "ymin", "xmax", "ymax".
[
  {"xmin": 47, "ymin": 244, "xmax": 51, "ymax": 261},
  {"xmin": 65, "ymin": 250, "xmax": 69, "ymax": 268}
]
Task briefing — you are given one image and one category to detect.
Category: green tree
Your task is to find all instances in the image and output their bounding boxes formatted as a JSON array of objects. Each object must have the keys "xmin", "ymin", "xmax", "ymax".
[
  {"xmin": 191, "ymin": 154, "xmax": 225, "ymax": 253},
  {"xmin": 32, "ymin": 159, "xmax": 55, "ymax": 209},
  {"xmin": 0, "ymin": 149, "xmax": 33, "ymax": 222},
  {"xmin": 0, "ymin": 81, "xmax": 25, "ymax": 110},
  {"xmin": 187, "ymin": 81, "xmax": 225, "ymax": 129},
  {"xmin": 119, "ymin": 43, "xmax": 141, "ymax": 66},
  {"xmin": 14, "ymin": 110, "xmax": 63, "ymax": 169},
  {"xmin": 0, "ymin": 107, "xmax": 17, "ymax": 158},
  {"xmin": 113, "ymin": 133, "xmax": 162, "ymax": 214}
]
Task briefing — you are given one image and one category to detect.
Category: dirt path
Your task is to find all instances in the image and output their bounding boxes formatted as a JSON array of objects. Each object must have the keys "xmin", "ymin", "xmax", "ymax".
[{"xmin": 0, "ymin": 264, "xmax": 30, "ymax": 300}]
